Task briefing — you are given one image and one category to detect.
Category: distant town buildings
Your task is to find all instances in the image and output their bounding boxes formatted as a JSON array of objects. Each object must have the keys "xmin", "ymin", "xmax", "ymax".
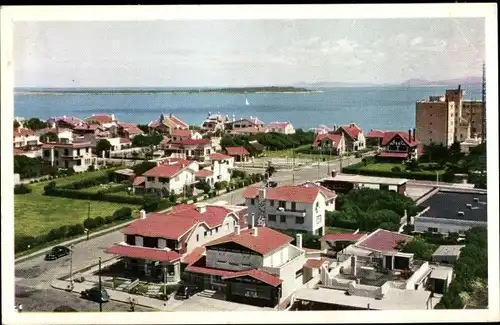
[
  {"xmin": 415, "ymin": 85, "xmax": 485, "ymax": 147},
  {"xmin": 148, "ymin": 114, "xmax": 189, "ymax": 135}
]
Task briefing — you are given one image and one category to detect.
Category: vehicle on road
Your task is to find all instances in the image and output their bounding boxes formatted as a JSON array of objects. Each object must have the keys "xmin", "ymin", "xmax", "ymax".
[
  {"xmin": 44, "ymin": 246, "xmax": 71, "ymax": 261},
  {"xmin": 266, "ymin": 181, "xmax": 278, "ymax": 188},
  {"xmin": 80, "ymin": 286, "xmax": 110, "ymax": 303},
  {"xmin": 174, "ymin": 283, "xmax": 200, "ymax": 300}
]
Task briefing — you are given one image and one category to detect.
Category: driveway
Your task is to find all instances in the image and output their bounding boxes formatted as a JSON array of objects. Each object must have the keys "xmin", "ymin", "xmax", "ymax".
[{"xmin": 167, "ymin": 290, "xmax": 273, "ymax": 312}]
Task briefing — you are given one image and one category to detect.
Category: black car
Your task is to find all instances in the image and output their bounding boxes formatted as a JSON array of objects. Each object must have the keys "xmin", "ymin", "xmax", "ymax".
[
  {"xmin": 44, "ymin": 246, "xmax": 71, "ymax": 261},
  {"xmin": 266, "ymin": 181, "xmax": 278, "ymax": 188},
  {"xmin": 80, "ymin": 286, "xmax": 110, "ymax": 303},
  {"xmin": 174, "ymin": 283, "xmax": 200, "ymax": 300}
]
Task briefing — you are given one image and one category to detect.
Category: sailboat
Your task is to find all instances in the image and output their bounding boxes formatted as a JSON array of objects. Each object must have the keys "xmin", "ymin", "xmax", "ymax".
[{"xmin": 245, "ymin": 96, "xmax": 250, "ymax": 106}]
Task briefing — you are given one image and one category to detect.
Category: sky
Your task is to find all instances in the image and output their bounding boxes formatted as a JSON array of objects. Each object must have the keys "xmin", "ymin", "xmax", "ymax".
[{"xmin": 14, "ymin": 18, "xmax": 485, "ymax": 88}]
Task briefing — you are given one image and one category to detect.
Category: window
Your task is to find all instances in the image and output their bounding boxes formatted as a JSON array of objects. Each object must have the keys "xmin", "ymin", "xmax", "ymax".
[
  {"xmin": 76, "ymin": 160, "xmax": 82, "ymax": 166},
  {"xmin": 280, "ymin": 215, "xmax": 286, "ymax": 223},
  {"xmin": 196, "ymin": 234, "xmax": 199, "ymax": 242},
  {"xmin": 64, "ymin": 149, "xmax": 69, "ymax": 156},
  {"xmin": 268, "ymin": 214, "xmax": 276, "ymax": 222},
  {"xmin": 295, "ymin": 268, "xmax": 304, "ymax": 278},
  {"xmin": 428, "ymin": 227, "xmax": 438, "ymax": 233},
  {"xmin": 77, "ymin": 149, "xmax": 81, "ymax": 156},
  {"xmin": 429, "ymin": 122, "xmax": 432, "ymax": 126},
  {"xmin": 159, "ymin": 177, "xmax": 169, "ymax": 183},
  {"xmin": 250, "ymin": 199, "xmax": 255, "ymax": 205},
  {"xmin": 54, "ymin": 151, "xmax": 59, "ymax": 157},
  {"xmin": 226, "ymin": 223, "xmax": 229, "ymax": 230},
  {"xmin": 291, "ymin": 202, "xmax": 296, "ymax": 211},
  {"xmin": 295, "ymin": 217, "xmax": 305, "ymax": 224},
  {"xmin": 204, "ymin": 231, "xmax": 207, "ymax": 237},
  {"xmin": 44, "ymin": 150, "xmax": 50, "ymax": 157},
  {"xmin": 216, "ymin": 227, "xmax": 219, "ymax": 233},
  {"xmin": 210, "ymin": 230, "xmax": 213, "ymax": 236},
  {"xmin": 147, "ymin": 177, "xmax": 155, "ymax": 182},
  {"xmin": 270, "ymin": 200, "xmax": 274, "ymax": 207},
  {"xmin": 233, "ymin": 220, "xmax": 236, "ymax": 226},
  {"xmin": 279, "ymin": 201, "xmax": 286, "ymax": 208}
]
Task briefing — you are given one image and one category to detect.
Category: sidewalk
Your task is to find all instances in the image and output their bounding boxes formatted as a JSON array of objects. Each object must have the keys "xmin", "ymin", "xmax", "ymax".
[{"xmin": 51, "ymin": 279, "xmax": 169, "ymax": 310}]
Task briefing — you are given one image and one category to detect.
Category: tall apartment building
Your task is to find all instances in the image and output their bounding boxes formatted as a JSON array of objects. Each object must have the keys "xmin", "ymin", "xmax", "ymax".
[{"xmin": 415, "ymin": 85, "xmax": 484, "ymax": 147}]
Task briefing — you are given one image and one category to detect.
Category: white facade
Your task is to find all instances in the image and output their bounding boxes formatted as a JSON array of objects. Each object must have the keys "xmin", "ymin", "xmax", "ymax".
[
  {"xmin": 414, "ymin": 216, "xmax": 487, "ymax": 234},
  {"xmin": 245, "ymin": 192, "xmax": 328, "ymax": 236},
  {"xmin": 212, "ymin": 157, "xmax": 234, "ymax": 183},
  {"xmin": 185, "ymin": 214, "xmax": 239, "ymax": 251},
  {"xmin": 145, "ymin": 163, "xmax": 199, "ymax": 194},
  {"xmin": 266, "ymin": 123, "xmax": 296, "ymax": 135},
  {"xmin": 42, "ymin": 144, "xmax": 94, "ymax": 172},
  {"xmin": 14, "ymin": 131, "xmax": 40, "ymax": 148}
]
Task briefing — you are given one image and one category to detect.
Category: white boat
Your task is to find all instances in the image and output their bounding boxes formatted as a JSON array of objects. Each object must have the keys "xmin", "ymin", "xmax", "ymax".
[{"xmin": 245, "ymin": 96, "xmax": 250, "ymax": 106}]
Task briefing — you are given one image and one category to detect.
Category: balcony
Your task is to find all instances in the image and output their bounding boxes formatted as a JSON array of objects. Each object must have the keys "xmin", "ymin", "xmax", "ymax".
[{"xmin": 276, "ymin": 207, "xmax": 306, "ymax": 217}]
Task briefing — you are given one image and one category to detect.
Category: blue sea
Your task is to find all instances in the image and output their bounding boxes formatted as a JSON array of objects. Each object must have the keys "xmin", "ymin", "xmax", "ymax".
[{"xmin": 14, "ymin": 85, "xmax": 481, "ymax": 131}]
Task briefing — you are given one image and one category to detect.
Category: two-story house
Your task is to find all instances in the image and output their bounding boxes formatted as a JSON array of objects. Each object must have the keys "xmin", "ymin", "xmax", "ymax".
[
  {"xmin": 161, "ymin": 138, "xmax": 212, "ymax": 162},
  {"xmin": 105, "ymin": 204, "xmax": 242, "ymax": 284},
  {"xmin": 266, "ymin": 122, "xmax": 296, "ymax": 135},
  {"xmin": 85, "ymin": 113, "xmax": 117, "ymax": 127},
  {"xmin": 201, "ymin": 112, "xmax": 229, "ymax": 133},
  {"xmin": 36, "ymin": 125, "xmax": 74, "ymax": 144},
  {"xmin": 225, "ymin": 116, "xmax": 265, "ymax": 132},
  {"xmin": 13, "ymin": 127, "xmax": 40, "ymax": 149},
  {"xmin": 312, "ymin": 133, "xmax": 346, "ymax": 155},
  {"xmin": 148, "ymin": 114, "xmax": 189, "ymax": 135},
  {"xmin": 376, "ymin": 129, "xmax": 420, "ymax": 161},
  {"xmin": 184, "ymin": 223, "xmax": 323, "ymax": 308},
  {"xmin": 170, "ymin": 129, "xmax": 203, "ymax": 143},
  {"xmin": 41, "ymin": 141, "xmax": 94, "ymax": 171},
  {"xmin": 117, "ymin": 122, "xmax": 144, "ymax": 139},
  {"xmin": 46, "ymin": 116, "xmax": 88, "ymax": 130},
  {"xmin": 143, "ymin": 159, "xmax": 199, "ymax": 195},
  {"xmin": 331, "ymin": 123, "xmax": 366, "ymax": 152},
  {"xmin": 242, "ymin": 185, "xmax": 336, "ymax": 236},
  {"xmin": 193, "ymin": 153, "xmax": 234, "ymax": 187}
]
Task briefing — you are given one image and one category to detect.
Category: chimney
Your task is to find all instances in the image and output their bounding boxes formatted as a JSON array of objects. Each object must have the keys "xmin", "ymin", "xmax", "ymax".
[
  {"xmin": 253, "ymin": 227, "xmax": 258, "ymax": 237},
  {"xmin": 458, "ymin": 84, "xmax": 461, "ymax": 91},
  {"xmin": 413, "ymin": 128, "xmax": 416, "ymax": 141},
  {"xmin": 296, "ymin": 233, "xmax": 303, "ymax": 249},
  {"xmin": 350, "ymin": 255, "xmax": 357, "ymax": 276},
  {"xmin": 356, "ymin": 278, "xmax": 361, "ymax": 285},
  {"xmin": 235, "ymin": 225, "xmax": 241, "ymax": 235},
  {"xmin": 111, "ymin": 114, "xmax": 115, "ymax": 121},
  {"xmin": 140, "ymin": 210, "xmax": 147, "ymax": 219},
  {"xmin": 408, "ymin": 129, "xmax": 412, "ymax": 141},
  {"xmin": 331, "ymin": 170, "xmax": 337, "ymax": 178},
  {"xmin": 258, "ymin": 188, "xmax": 266, "ymax": 200},
  {"xmin": 251, "ymin": 213, "xmax": 255, "ymax": 228},
  {"xmin": 196, "ymin": 204, "xmax": 207, "ymax": 214}
]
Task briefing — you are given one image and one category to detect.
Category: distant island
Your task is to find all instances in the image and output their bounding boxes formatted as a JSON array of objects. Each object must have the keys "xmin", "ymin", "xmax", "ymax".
[
  {"xmin": 15, "ymin": 86, "xmax": 315, "ymax": 95},
  {"xmin": 401, "ymin": 77, "xmax": 482, "ymax": 86}
]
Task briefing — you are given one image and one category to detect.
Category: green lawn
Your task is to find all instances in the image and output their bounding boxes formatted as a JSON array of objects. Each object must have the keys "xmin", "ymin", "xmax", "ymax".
[
  {"xmin": 15, "ymin": 169, "xmax": 140, "ymax": 237},
  {"xmin": 265, "ymin": 145, "xmax": 338, "ymax": 161},
  {"xmin": 84, "ymin": 183, "xmax": 124, "ymax": 193},
  {"xmin": 359, "ymin": 163, "xmax": 446, "ymax": 175},
  {"xmin": 325, "ymin": 226, "xmax": 355, "ymax": 234}
]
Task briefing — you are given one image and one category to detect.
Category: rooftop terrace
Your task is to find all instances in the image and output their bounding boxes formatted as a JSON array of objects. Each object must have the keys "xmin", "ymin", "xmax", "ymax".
[{"xmin": 418, "ymin": 191, "xmax": 487, "ymax": 222}]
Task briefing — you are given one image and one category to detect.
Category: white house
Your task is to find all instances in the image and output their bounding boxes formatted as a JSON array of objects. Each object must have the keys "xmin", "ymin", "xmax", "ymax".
[
  {"xmin": 143, "ymin": 159, "xmax": 199, "ymax": 195},
  {"xmin": 242, "ymin": 184, "xmax": 336, "ymax": 236},
  {"xmin": 14, "ymin": 127, "xmax": 40, "ymax": 149},
  {"xmin": 36, "ymin": 126, "xmax": 73, "ymax": 144},
  {"xmin": 266, "ymin": 122, "xmax": 296, "ymax": 135},
  {"xmin": 41, "ymin": 141, "xmax": 95, "ymax": 172},
  {"xmin": 105, "ymin": 203, "xmax": 244, "ymax": 284}
]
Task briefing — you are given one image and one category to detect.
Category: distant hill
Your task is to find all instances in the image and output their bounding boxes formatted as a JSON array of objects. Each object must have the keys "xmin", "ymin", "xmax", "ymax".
[
  {"xmin": 294, "ymin": 81, "xmax": 377, "ymax": 87},
  {"xmin": 401, "ymin": 77, "xmax": 482, "ymax": 86}
]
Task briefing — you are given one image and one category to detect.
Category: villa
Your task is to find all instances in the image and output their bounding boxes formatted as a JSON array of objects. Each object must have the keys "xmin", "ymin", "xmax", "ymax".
[
  {"xmin": 368, "ymin": 129, "xmax": 420, "ymax": 161},
  {"xmin": 266, "ymin": 122, "xmax": 296, "ymax": 135},
  {"xmin": 35, "ymin": 125, "xmax": 73, "ymax": 144},
  {"xmin": 13, "ymin": 127, "xmax": 40, "ymax": 150},
  {"xmin": 47, "ymin": 116, "xmax": 88, "ymax": 129},
  {"xmin": 330, "ymin": 123, "xmax": 366, "ymax": 152},
  {"xmin": 312, "ymin": 133, "xmax": 346, "ymax": 155},
  {"xmin": 225, "ymin": 146, "xmax": 250, "ymax": 162},
  {"xmin": 194, "ymin": 153, "xmax": 234, "ymax": 187},
  {"xmin": 85, "ymin": 114, "xmax": 117, "ymax": 126},
  {"xmin": 229, "ymin": 126, "xmax": 268, "ymax": 136},
  {"xmin": 117, "ymin": 122, "xmax": 144, "ymax": 139},
  {"xmin": 201, "ymin": 112, "xmax": 229, "ymax": 133},
  {"xmin": 225, "ymin": 116, "xmax": 265, "ymax": 132},
  {"xmin": 148, "ymin": 114, "xmax": 189, "ymax": 135},
  {"xmin": 41, "ymin": 141, "xmax": 95, "ymax": 172},
  {"xmin": 162, "ymin": 138, "xmax": 213, "ymax": 162},
  {"xmin": 142, "ymin": 159, "xmax": 199, "ymax": 195}
]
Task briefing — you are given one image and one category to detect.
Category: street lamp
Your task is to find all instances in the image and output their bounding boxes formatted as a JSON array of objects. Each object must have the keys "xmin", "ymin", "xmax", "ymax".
[
  {"xmin": 98, "ymin": 257, "xmax": 103, "ymax": 312},
  {"xmin": 69, "ymin": 244, "xmax": 75, "ymax": 288}
]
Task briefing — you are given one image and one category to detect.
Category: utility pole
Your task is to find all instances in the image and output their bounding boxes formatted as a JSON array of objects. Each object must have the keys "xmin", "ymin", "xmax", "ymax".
[
  {"xmin": 436, "ymin": 171, "xmax": 439, "ymax": 186},
  {"xmin": 98, "ymin": 257, "xmax": 103, "ymax": 312},
  {"xmin": 163, "ymin": 265, "xmax": 167, "ymax": 302},
  {"xmin": 86, "ymin": 201, "xmax": 90, "ymax": 240},
  {"xmin": 69, "ymin": 245, "xmax": 74, "ymax": 288},
  {"xmin": 292, "ymin": 145, "xmax": 295, "ymax": 185}
]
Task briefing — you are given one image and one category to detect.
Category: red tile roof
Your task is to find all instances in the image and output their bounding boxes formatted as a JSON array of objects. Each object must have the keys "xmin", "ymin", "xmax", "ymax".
[
  {"xmin": 120, "ymin": 138, "xmax": 131, "ymax": 144},
  {"xmin": 180, "ymin": 138, "xmax": 211, "ymax": 146},
  {"xmin": 73, "ymin": 124, "xmax": 100, "ymax": 131},
  {"xmin": 160, "ymin": 137, "xmax": 171, "ymax": 146},
  {"xmin": 132, "ymin": 176, "xmax": 146, "ymax": 186},
  {"xmin": 312, "ymin": 133, "xmax": 343, "ymax": 148},
  {"xmin": 225, "ymin": 146, "xmax": 250, "ymax": 156},
  {"xmin": 37, "ymin": 127, "xmax": 72, "ymax": 135},
  {"xmin": 142, "ymin": 162, "xmax": 191, "ymax": 178},
  {"xmin": 168, "ymin": 115, "xmax": 189, "ymax": 128},
  {"xmin": 267, "ymin": 121, "xmax": 291, "ymax": 128},
  {"xmin": 185, "ymin": 256, "xmax": 235, "ymax": 277},
  {"xmin": 106, "ymin": 244, "xmax": 181, "ymax": 262},
  {"xmin": 13, "ymin": 128, "xmax": 36, "ymax": 137},
  {"xmin": 195, "ymin": 169, "xmax": 213, "ymax": 177},
  {"xmin": 182, "ymin": 247, "xmax": 206, "ymax": 265},
  {"xmin": 242, "ymin": 185, "xmax": 323, "ymax": 204},
  {"xmin": 304, "ymin": 259, "xmax": 329, "ymax": 269},
  {"xmin": 222, "ymin": 269, "xmax": 283, "ymax": 287},
  {"xmin": 377, "ymin": 152, "xmax": 409, "ymax": 158},
  {"xmin": 205, "ymin": 227, "xmax": 292, "ymax": 255},
  {"xmin": 333, "ymin": 124, "xmax": 363, "ymax": 140},
  {"xmin": 172, "ymin": 129, "xmax": 191, "ymax": 137},
  {"xmin": 209, "ymin": 152, "xmax": 233, "ymax": 161},
  {"xmin": 13, "ymin": 148, "xmax": 28, "ymax": 155},
  {"xmin": 381, "ymin": 131, "xmax": 419, "ymax": 147},
  {"xmin": 298, "ymin": 182, "xmax": 336, "ymax": 200},
  {"xmin": 322, "ymin": 233, "xmax": 366, "ymax": 242},
  {"xmin": 366, "ymin": 129, "xmax": 386, "ymax": 138},
  {"xmin": 356, "ymin": 229, "xmax": 413, "ymax": 253},
  {"xmin": 87, "ymin": 114, "xmax": 113, "ymax": 124}
]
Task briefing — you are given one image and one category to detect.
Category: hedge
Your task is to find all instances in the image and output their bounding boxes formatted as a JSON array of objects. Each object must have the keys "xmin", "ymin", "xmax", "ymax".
[
  {"xmin": 14, "ymin": 184, "xmax": 32, "ymax": 195},
  {"xmin": 44, "ymin": 187, "xmax": 145, "ymax": 205},
  {"xmin": 59, "ymin": 174, "xmax": 111, "ymax": 190},
  {"xmin": 342, "ymin": 165, "xmax": 451, "ymax": 181}
]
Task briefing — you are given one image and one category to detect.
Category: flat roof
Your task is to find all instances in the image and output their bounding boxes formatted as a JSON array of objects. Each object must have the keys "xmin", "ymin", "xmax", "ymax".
[
  {"xmin": 432, "ymin": 245, "xmax": 465, "ymax": 257},
  {"xmin": 430, "ymin": 266, "xmax": 453, "ymax": 280},
  {"xmin": 295, "ymin": 287, "xmax": 431, "ymax": 310},
  {"xmin": 418, "ymin": 191, "xmax": 487, "ymax": 222},
  {"xmin": 322, "ymin": 173, "xmax": 407, "ymax": 185}
]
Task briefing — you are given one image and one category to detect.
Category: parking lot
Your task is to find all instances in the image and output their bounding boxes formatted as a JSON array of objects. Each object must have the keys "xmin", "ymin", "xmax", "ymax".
[{"xmin": 165, "ymin": 290, "xmax": 273, "ymax": 312}]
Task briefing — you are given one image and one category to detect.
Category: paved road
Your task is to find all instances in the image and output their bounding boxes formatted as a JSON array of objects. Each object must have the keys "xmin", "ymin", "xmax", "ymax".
[{"xmin": 14, "ymin": 285, "xmax": 151, "ymax": 312}]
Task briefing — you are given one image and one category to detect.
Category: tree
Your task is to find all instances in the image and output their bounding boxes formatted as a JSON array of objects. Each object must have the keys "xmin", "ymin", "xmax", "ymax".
[
  {"xmin": 14, "ymin": 120, "xmax": 20, "ymax": 129},
  {"xmin": 214, "ymin": 181, "xmax": 224, "ymax": 194},
  {"xmin": 132, "ymin": 134, "xmax": 163, "ymax": 147},
  {"xmin": 132, "ymin": 161, "xmax": 157, "ymax": 176},
  {"xmin": 14, "ymin": 156, "xmax": 43, "ymax": 179},
  {"xmin": 24, "ymin": 117, "xmax": 48, "ymax": 130},
  {"xmin": 401, "ymin": 237, "xmax": 437, "ymax": 260},
  {"xmin": 96, "ymin": 139, "xmax": 112, "ymax": 157},
  {"xmin": 39, "ymin": 132, "xmax": 59, "ymax": 143},
  {"xmin": 143, "ymin": 192, "xmax": 161, "ymax": 212}
]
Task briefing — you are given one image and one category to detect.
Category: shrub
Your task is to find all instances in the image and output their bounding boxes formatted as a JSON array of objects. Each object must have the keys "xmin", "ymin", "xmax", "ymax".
[
  {"xmin": 192, "ymin": 197, "xmax": 198, "ymax": 203},
  {"xmin": 66, "ymin": 168, "xmax": 76, "ymax": 176},
  {"xmin": 14, "ymin": 184, "xmax": 32, "ymax": 195},
  {"xmin": 94, "ymin": 216, "xmax": 105, "ymax": 227},
  {"xmin": 226, "ymin": 187, "xmax": 231, "ymax": 193},
  {"xmin": 354, "ymin": 152, "xmax": 362, "ymax": 158},
  {"xmin": 88, "ymin": 165, "xmax": 95, "ymax": 172},
  {"xmin": 67, "ymin": 224, "xmax": 85, "ymax": 237},
  {"xmin": 104, "ymin": 215, "xmax": 115, "ymax": 224},
  {"xmin": 83, "ymin": 218, "xmax": 99, "ymax": 230},
  {"xmin": 15, "ymin": 235, "xmax": 37, "ymax": 253},
  {"xmin": 391, "ymin": 166, "xmax": 402, "ymax": 172},
  {"xmin": 342, "ymin": 165, "xmax": 448, "ymax": 181},
  {"xmin": 113, "ymin": 207, "xmax": 133, "ymax": 220}
]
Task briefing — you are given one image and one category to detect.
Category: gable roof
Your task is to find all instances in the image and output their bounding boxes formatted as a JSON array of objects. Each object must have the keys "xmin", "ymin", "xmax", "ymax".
[
  {"xmin": 334, "ymin": 123, "xmax": 363, "ymax": 140},
  {"xmin": 171, "ymin": 129, "xmax": 191, "ymax": 137},
  {"xmin": 209, "ymin": 152, "xmax": 233, "ymax": 161},
  {"xmin": 356, "ymin": 229, "xmax": 413, "ymax": 253},
  {"xmin": 297, "ymin": 182, "xmax": 336, "ymax": 200},
  {"xmin": 180, "ymin": 138, "xmax": 211, "ymax": 146},
  {"xmin": 322, "ymin": 233, "xmax": 366, "ymax": 242},
  {"xmin": 221, "ymin": 269, "xmax": 283, "ymax": 287},
  {"xmin": 205, "ymin": 227, "xmax": 293, "ymax": 255},
  {"xmin": 381, "ymin": 131, "xmax": 419, "ymax": 147},
  {"xmin": 225, "ymin": 146, "xmax": 250, "ymax": 156},
  {"xmin": 132, "ymin": 176, "xmax": 146, "ymax": 186},
  {"xmin": 312, "ymin": 133, "xmax": 343, "ymax": 148},
  {"xmin": 242, "ymin": 185, "xmax": 324, "ymax": 204},
  {"xmin": 267, "ymin": 121, "xmax": 291, "ymax": 128},
  {"xmin": 366, "ymin": 129, "xmax": 386, "ymax": 138},
  {"xmin": 142, "ymin": 161, "xmax": 193, "ymax": 178},
  {"xmin": 106, "ymin": 244, "xmax": 180, "ymax": 262},
  {"xmin": 86, "ymin": 114, "xmax": 114, "ymax": 124},
  {"xmin": 195, "ymin": 169, "xmax": 213, "ymax": 178},
  {"xmin": 13, "ymin": 128, "xmax": 36, "ymax": 138}
]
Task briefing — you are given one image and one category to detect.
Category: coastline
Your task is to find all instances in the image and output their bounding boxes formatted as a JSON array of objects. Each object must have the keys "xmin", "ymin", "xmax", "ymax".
[{"xmin": 15, "ymin": 90, "xmax": 323, "ymax": 95}]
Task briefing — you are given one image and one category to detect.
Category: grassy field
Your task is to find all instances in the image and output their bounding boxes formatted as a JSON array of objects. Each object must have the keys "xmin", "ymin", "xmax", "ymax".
[
  {"xmin": 359, "ymin": 163, "xmax": 446, "ymax": 175},
  {"xmin": 15, "ymin": 169, "xmax": 140, "ymax": 237},
  {"xmin": 265, "ymin": 145, "xmax": 339, "ymax": 161},
  {"xmin": 83, "ymin": 183, "xmax": 124, "ymax": 193}
]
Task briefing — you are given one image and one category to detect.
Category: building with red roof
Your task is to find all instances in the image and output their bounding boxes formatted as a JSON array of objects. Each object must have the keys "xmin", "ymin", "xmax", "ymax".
[
  {"xmin": 85, "ymin": 114, "xmax": 116, "ymax": 125},
  {"xmin": 47, "ymin": 116, "xmax": 88, "ymax": 129},
  {"xmin": 183, "ymin": 223, "xmax": 322, "ymax": 308},
  {"xmin": 330, "ymin": 123, "xmax": 366, "ymax": 152},
  {"xmin": 148, "ymin": 114, "xmax": 189, "ymax": 135},
  {"xmin": 376, "ymin": 129, "xmax": 420, "ymax": 161},
  {"xmin": 242, "ymin": 184, "xmax": 336, "ymax": 236},
  {"xmin": 105, "ymin": 203, "xmax": 242, "ymax": 284},
  {"xmin": 266, "ymin": 121, "xmax": 296, "ymax": 135},
  {"xmin": 161, "ymin": 138, "xmax": 213, "ymax": 162},
  {"xmin": 225, "ymin": 146, "xmax": 250, "ymax": 162},
  {"xmin": 225, "ymin": 116, "xmax": 265, "ymax": 131},
  {"xmin": 143, "ymin": 159, "xmax": 199, "ymax": 195},
  {"xmin": 229, "ymin": 126, "xmax": 268, "ymax": 136},
  {"xmin": 13, "ymin": 127, "xmax": 40, "ymax": 150},
  {"xmin": 117, "ymin": 122, "xmax": 143, "ymax": 139},
  {"xmin": 312, "ymin": 133, "xmax": 346, "ymax": 155}
]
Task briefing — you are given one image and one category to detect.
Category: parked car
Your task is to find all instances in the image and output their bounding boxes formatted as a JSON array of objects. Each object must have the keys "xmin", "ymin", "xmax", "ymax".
[
  {"xmin": 174, "ymin": 283, "xmax": 200, "ymax": 300},
  {"xmin": 44, "ymin": 246, "xmax": 71, "ymax": 261},
  {"xmin": 80, "ymin": 286, "xmax": 110, "ymax": 303},
  {"xmin": 266, "ymin": 181, "xmax": 278, "ymax": 188}
]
